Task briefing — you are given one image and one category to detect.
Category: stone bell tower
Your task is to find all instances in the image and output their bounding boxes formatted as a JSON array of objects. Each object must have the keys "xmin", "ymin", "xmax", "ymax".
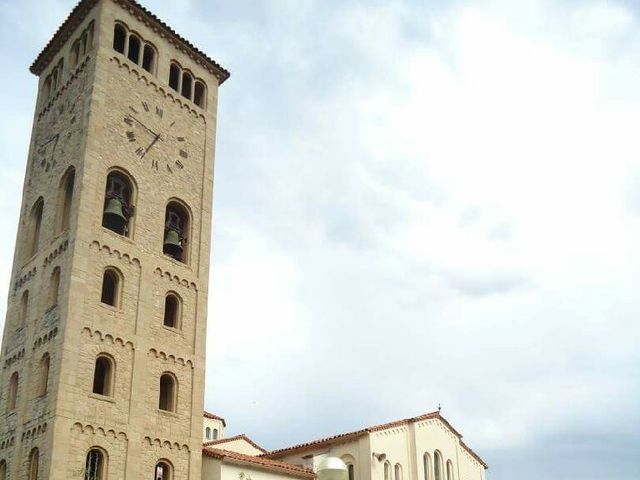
[{"xmin": 0, "ymin": 1, "xmax": 228, "ymax": 479}]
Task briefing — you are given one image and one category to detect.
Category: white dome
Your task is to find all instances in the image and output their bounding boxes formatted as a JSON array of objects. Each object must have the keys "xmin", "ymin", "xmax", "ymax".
[{"xmin": 316, "ymin": 457, "xmax": 348, "ymax": 480}]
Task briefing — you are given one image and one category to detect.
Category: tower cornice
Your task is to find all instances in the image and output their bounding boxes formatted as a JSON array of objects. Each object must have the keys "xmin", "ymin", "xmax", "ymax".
[{"xmin": 30, "ymin": 0, "xmax": 230, "ymax": 84}]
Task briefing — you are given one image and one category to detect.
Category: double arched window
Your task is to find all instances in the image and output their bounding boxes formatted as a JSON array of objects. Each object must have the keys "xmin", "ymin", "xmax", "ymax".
[
  {"xmin": 92, "ymin": 354, "xmax": 115, "ymax": 397},
  {"xmin": 159, "ymin": 373, "xmax": 178, "ymax": 412},
  {"xmin": 168, "ymin": 62, "xmax": 207, "ymax": 109},
  {"xmin": 113, "ymin": 23, "xmax": 157, "ymax": 74},
  {"xmin": 85, "ymin": 448, "xmax": 106, "ymax": 480},
  {"xmin": 42, "ymin": 58, "xmax": 64, "ymax": 102},
  {"xmin": 102, "ymin": 170, "xmax": 135, "ymax": 237}
]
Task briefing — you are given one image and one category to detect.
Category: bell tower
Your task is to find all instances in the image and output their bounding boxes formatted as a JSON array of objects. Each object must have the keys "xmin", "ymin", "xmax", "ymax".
[{"xmin": 0, "ymin": 1, "xmax": 228, "ymax": 479}]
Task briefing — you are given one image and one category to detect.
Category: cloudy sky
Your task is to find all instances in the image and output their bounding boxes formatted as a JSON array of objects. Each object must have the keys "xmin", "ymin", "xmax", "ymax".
[{"xmin": 2, "ymin": 0, "xmax": 640, "ymax": 478}]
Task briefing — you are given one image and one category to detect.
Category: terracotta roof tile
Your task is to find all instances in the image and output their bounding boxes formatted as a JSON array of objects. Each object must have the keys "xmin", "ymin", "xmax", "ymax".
[
  {"xmin": 30, "ymin": 0, "xmax": 230, "ymax": 84},
  {"xmin": 203, "ymin": 447, "xmax": 315, "ymax": 478},
  {"xmin": 204, "ymin": 434, "xmax": 267, "ymax": 454},
  {"xmin": 204, "ymin": 411, "xmax": 227, "ymax": 427},
  {"xmin": 261, "ymin": 411, "xmax": 487, "ymax": 469}
]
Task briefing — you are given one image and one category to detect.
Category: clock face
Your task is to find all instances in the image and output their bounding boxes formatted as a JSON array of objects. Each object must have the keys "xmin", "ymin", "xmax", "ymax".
[
  {"xmin": 33, "ymin": 68, "xmax": 87, "ymax": 173},
  {"xmin": 122, "ymin": 101, "xmax": 190, "ymax": 174}
]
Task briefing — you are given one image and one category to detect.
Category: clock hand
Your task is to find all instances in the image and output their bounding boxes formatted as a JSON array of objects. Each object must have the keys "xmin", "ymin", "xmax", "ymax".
[
  {"xmin": 143, "ymin": 133, "xmax": 162, "ymax": 156},
  {"xmin": 128, "ymin": 115, "xmax": 158, "ymax": 137}
]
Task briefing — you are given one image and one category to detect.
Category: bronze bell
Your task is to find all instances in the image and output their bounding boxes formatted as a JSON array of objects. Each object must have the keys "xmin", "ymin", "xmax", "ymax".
[
  {"xmin": 163, "ymin": 229, "xmax": 183, "ymax": 259},
  {"xmin": 103, "ymin": 197, "xmax": 127, "ymax": 233}
]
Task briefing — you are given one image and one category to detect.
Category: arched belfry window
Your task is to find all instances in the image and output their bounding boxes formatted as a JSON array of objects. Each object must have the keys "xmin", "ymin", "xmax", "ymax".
[
  {"xmin": 28, "ymin": 448, "xmax": 39, "ymax": 480},
  {"xmin": 102, "ymin": 171, "xmax": 134, "ymax": 236},
  {"xmin": 169, "ymin": 63, "xmax": 180, "ymax": 91},
  {"xmin": 159, "ymin": 373, "xmax": 177, "ymax": 412},
  {"xmin": 113, "ymin": 24, "xmax": 126, "ymax": 54},
  {"xmin": 155, "ymin": 460, "xmax": 173, "ymax": 480},
  {"xmin": 127, "ymin": 34, "xmax": 141, "ymax": 64},
  {"xmin": 194, "ymin": 81, "xmax": 206, "ymax": 108},
  {"xmin": 163, "ymin": 201, "xmax": 189, "ymax": 263},
  {"xmin": 181, "ymin": 72, "xmax": 193, "ymax": 99},
  {"xmin": 7, "ymin": 372, "xmax": 18, "ymax": 412},
  {"xmin": 59, "ymin": 167, "xmax": 75, "ymax": 233},
  {"xmin": 85, "ymin": 448, "xmax": 106, "ymax": 480},
  {"xmin": 142, "ymin": 44, "xmax": 156, "ymax": 73},
  {"xmin": 163, "ymin": 292, "xmax": 182, "ymax": 329},
  {"xmin": 92, "ymin": 355, "xmax": 114, "ymax": 397}
]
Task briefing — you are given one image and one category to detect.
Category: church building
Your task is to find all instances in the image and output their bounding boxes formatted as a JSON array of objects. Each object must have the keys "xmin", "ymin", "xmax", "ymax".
[{"xmin": 0, "ymin": 1, "xmax": 487, "ymax": 480}]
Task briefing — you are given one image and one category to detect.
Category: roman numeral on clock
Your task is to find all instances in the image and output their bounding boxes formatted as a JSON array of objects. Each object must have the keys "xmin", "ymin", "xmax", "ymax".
[
  {"xmin": 135, "ymin": 147, "xmax": 145, "ymax": 158},
  {"xmin": 126, "ymin": 131, "xmax": 136, "ymax": 142}
]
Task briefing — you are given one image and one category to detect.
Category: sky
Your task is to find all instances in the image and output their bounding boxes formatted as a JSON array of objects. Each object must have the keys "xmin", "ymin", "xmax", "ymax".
[{"xmin": 1, "ymin": 0, "xmax": 640, "ymax": 479}]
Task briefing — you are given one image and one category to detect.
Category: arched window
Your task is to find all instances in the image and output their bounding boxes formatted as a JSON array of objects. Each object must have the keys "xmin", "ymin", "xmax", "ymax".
[
  {"xmin": 348, "ymin": 464, "xmax": 355, "ymax": 480},
  {"xmin": 100, "ymin": 268, "xmax": 121, "ymax": 307},
  {"xmin": 142, "ymin": 44, "xmax": 156, "ymax": 73},
  {"xmin": 7, "ymin": 372, "xmax": 18, "ymax": 412},
  {"xmin": 205, "ymin": 427, "xmax": 211, "ymax": 439},
  {"xmin": 103, "ymin": 171, "xmax": 134, "ymax": 236},
  {"xmin": 434, "ymin": 451, "xmax": 443, "ymax": 480},
  {"xmin": 59, "ymin": 167, "xmax": 75, "ymax": 233},
  {"xmin": 155, "ymin": 460, "xmax": 173, "ymax": 480},
  {"xmin": 181, "ymin": 72, "xmax": 193, "ymax": 99},
  {"xmin": 113, "ymin": 24, "xmax": 126, "ymax": 54},
  {"xmin": 394, "ymin": 464, "xmax": 402, "ymax": 480},
  {"xmin": 20, "ymin": 290, "xmax": 29, "ymax": 326},
  {"xmin": 42, "ymin": 77, "xmax": 52, "ymax": 102},
  {"xmin": 384, "ymin": 462, "xmax": 391, "ymax": 480},
  {"xmin": 28, "ymin": 198, "xmax": 44, "ymax": 259},
  {"xmin": 212, "ymin": 428, "xmax": 218, "ymax": 440},
  {"xmin": 445, "ymin": 461, "xmax": 454, "ymax": 480},
  {"xmin": 92, "ymin": 355, "xmax": 114, "ymax": 396},
  {"xmin": 71, "ymin": 40, "xmax": 81, "ymax": 67},
  {"xmin": 423, "ymin": 453, "xmax": 432, "ymax": 480},
  {"xmin": 159, "ymin": 373, "xmax": 177, "ymax": 412},
  {"xmin": 194, "ymin": 81, "xmax": 206, "ymax": 109},
  {"xmin": 49, "ymin": 267, "xmax": 61, "ymax": 308},
  {"xmin": 85, "ymin": 448, "xmax": 106, "ymax": 480},
  {"xmin": 38, "ymin": 353, "xmax": 50, "ymax": 396},
  {"xmin": 127, "ymin": 35, "xmax": 141, "ymax": 64},
  {"xmin": 163, "ymin": 201, "xmax": 189, "ymax": 262},
  {"xmin": 169, "ymin": 64, "xmax": 180, "ymax": 91},
  {"xmin": 0, "ymin": 460, "xmax": 6, "ymax": 480},
  {"xmin": 28, "ymin": 448, "xmax": 39, "ymax": 480},
  {"xmin": 163, "ymin": 293, "xmax": 181, "ymax": 329}
]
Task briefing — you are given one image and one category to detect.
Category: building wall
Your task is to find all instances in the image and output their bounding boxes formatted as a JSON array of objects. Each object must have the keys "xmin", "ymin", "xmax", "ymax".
[{"xmin": 203, "ymin": 417, "xmax": 225, "ymax": 442}]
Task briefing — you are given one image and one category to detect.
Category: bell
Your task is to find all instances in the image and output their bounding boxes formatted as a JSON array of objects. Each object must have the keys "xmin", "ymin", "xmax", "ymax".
[
  {"xmin": 103, "ymin": 197, "xmax": 127, "ymax": 233},
  {"xmin": 163, "ymin": 229, "xmax": 183, "ymax": 258}
]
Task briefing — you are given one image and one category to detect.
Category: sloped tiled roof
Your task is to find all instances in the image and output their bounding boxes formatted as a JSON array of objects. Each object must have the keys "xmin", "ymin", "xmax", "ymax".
[
  {"xmin": 30, "ymin": 0, "xmax": 230, "ymax": 84},
  {"xmin": 204, "ymin": 434, "xmax": 267, "ymax": 454},
  {"xmin": 261, "ymin": 411, "xmax": 487, "ymax": 469},
  {"xmin": 203, "ymin": 447, "xmax": 315, "ymax": 478},
  {"xmin": 204, "ymin": 411, "xmax": 227, "ymax": 427}
]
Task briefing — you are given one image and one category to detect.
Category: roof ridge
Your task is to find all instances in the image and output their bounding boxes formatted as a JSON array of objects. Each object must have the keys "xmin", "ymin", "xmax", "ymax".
[
  {"xmin": 203, "ymin": 447, "xmax": 315, "ymax": 478},
  {"xmin": 204, "ymin": 433, "xmax": 267, "ymax": 453}
]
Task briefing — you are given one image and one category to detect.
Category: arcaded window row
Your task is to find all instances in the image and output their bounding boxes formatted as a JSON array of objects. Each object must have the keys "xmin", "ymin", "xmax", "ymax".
[
  {"xmin": 102, "ymin": 169, "xmax": 191, "ymax": 264},
  {"xmin": 112, "ymin": 23, "xmax": 208, "ymax": 110},
  {"xmin": 0, "ymin": 448, "xmax": 174, "ymax": 480},
  {"xmin": 205, "ymin": 427, "xmax": 219, "ymax": 440}
]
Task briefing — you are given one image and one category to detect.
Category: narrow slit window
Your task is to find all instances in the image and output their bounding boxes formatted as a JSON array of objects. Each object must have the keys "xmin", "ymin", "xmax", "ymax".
[
  {"xmin": 194, "ymin": 81, "xmax": 206, "ymax": 109},
  {"xmin": 92, "ymin": 355, "xmax": 114, "ymax": 396},
  {"xmin": 181, "ymin": 72, "xmax": 192, "ymax": 100},
  {"xmin": 28, "ymin": 448, "xmax": 39, "ymax": 480},
  {"xmin": 142, "ymin": 45, "xmax": 155, "ymax": 73},
  {"xmin": 169, "ymin": 64, "xmax": 180, "ymax": 91},
  {"xmin": 100, "ymin": 269, "xmax": 120, "ymax": 307},
  {"xmin": 159, "ymin": 373, "xmax": 177, "ymax": 412},
  {"xmin": 128, "ymin": 35, "xmax": 141, "ymax": 64},
  {"xmin": 113, "ymin": 24, "xmax": 126, "ymax": 54},
  {"xmin": 7, "ymin": 372, "xmax": 18, "ymax": 411},
  {"xmin": 49, "ymin": 267, "xmax": 61, "ymax": 308},
  {"xmin": 39, "ymin": 353, "xmax": 50, "ymax": 396},
  {"xmin": 163, "ymin": 293, "xmax": 181, "ymax": 329},
  {"xmin": 20, "ymin": 290, "xmax": 29, "ymax": 326},
  {"xmin": 59, "ymin": 167, "xmax": 75, "ymax": 232},
  {"xmin": 28, "ymin": 198, "xmax": 44, "ymax": 259},
  {"xmin": 71, "ymin": 41, "xmax": 80, "ymax": 68}
]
